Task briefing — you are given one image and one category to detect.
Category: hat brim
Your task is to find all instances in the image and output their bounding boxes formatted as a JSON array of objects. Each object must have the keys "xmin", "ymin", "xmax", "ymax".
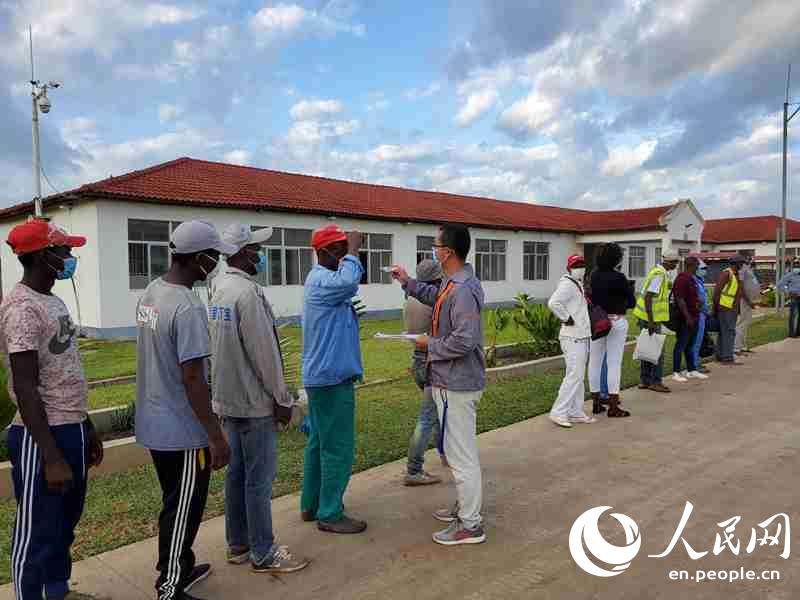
[
  {"xmin": 64, "ymin": 235, "xmax": 86, "ymax": 248},
  {"xmin": 248, "ymin": 227, "xmax": 274, "ymax": 245},
  {"xmin": 213, "ymin": 240, "xmax": 240, "ymax": 256}
]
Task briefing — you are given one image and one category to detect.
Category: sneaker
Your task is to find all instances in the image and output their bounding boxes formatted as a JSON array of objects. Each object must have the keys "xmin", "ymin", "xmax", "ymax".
[
  {"xmin": 432, "ymin": 521, "xmax": 486, "ymax": 546},
  {"xmin": 686, "ymin": 371, "xmax": 709, "ymax": 380},
  {"xmin": 252, "ymin": 545, "xmax": 310, "ymax": 574},
  {"xmin": 568, "ymin": 415, "xmax": 597, "ymax": 424},
  {"xmin": 227, "ymin": 546, "xmax": 250, "ymax": 565},
  {"xmin": 433, "ymin": 503, "xmax": 459, "ymax": 523},
  {"xmin": 182, "ymin": 564, "xmax": 211, "ymax": 594},
  {"xmin": 549, "ymin": 414, "xmax": 573, "ymax": 428},
  {"xmin": 404, "ymin": 471, "xmax": 442, "ymax": 486},
  {"xmin": 672, "ymin": 373, "xmax": 688, "ymax": 383},
  {"xmin": 648, "ymin": 383, "xmax": 672, "ymax": 393},
  {"xmin": 318, "ymin": 514, "xmax": 367, "ymax": 534}
]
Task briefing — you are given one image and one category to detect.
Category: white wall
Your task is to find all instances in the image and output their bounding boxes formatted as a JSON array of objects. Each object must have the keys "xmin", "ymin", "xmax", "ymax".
[
  {"xmin": 0, "ymin": 204, "xmax": 101, "ymax": 331},
  {"xmin": 94, "ymin": 200, "xmax": 576, "ymax": 332},
  {"xmin": 663, "ymin": 202, "xmax": 703, "ymax": 252}
]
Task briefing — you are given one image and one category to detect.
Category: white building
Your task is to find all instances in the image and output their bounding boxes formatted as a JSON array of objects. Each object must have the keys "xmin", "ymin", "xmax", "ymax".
[{"xmin": 0, "ymin": 157, "xmax": 709, "ymax": 338}]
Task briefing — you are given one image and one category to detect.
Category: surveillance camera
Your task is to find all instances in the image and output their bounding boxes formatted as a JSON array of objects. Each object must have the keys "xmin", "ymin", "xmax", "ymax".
[{"xmin": 38, "ymin": 95, "xmax": 51, "ymax": 113}]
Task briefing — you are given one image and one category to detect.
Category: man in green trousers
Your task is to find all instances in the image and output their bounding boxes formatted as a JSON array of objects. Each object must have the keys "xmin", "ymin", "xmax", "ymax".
[{"xmin": 300, "ymin": 225, "xmax": 367, "ymax": 534}]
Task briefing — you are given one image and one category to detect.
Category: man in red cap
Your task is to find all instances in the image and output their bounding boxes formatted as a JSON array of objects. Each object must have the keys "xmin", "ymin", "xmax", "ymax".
[
  {"xmin": 0, "ymin": 219, "xmax": 106, "ymax": 600},
  {"xmin": 300, "ymin": 224, "xmax": 368, "ymax": 534},
  {"xmin": 547, "ymin": 254, "xmax": 597, "ymax": 428}
]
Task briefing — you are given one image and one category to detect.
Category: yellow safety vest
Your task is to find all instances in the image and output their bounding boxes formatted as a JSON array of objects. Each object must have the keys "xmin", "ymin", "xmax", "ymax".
[
  {"xmin": 633, "ymin": 266, "xmax": 670, "ymax": 322},
  {"xmin": 719, "ymin": 268, "xmax": 739, "ymax": 309}
]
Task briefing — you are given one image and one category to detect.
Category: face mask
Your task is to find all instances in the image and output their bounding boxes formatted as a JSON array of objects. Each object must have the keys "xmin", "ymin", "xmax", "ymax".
[
  {"xmin": 615, "ymin": 262, "xmax": 623, "ymax": 271},
  {"xmin": 197, "ymin": 253, "xmax": 219, "ymax": 280},
  {"xmin": 244, "ymin": 249, "xmax": 266, "ymax": 274},
  {"xmin": 46, "ymin": 251, "xmax": 78, "ymax": 280},
  {"xmin": 431, "ymin": 251, "xmax": 439, "ymax": 265},
  {"xmin": 697, "ymin": 268, "xmax": 707, "ymax": 278},
  {"xmin": 570, "ymin": 267, "xmax": 586, "ymax": 280}
]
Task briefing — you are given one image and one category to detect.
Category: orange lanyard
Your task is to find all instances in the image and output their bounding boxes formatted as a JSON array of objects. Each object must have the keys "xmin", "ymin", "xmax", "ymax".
[{"xmin": 432, "ymin": 281, "xmax": 455, "ymax": 337}]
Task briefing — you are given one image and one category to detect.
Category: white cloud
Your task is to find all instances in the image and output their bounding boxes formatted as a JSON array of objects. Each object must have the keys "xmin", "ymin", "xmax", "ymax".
[
  {"xmin": 224, "ymin": 150, "xmax": 252, "ymax": 165},
  {"xmin": 601, "ymin": 140, "xmax": 658, "ymax": 176},
  {"xmin": 367, "ymin": 99, "xmax": 390, "ymax": 112},
  {"xmin": 455, "ymin": 89, "xmax": 498, "ymax": 126},
  {"xmin": 368, "ymin": 143, "xmax": 437, "ymax": 163},
  {"xmin": 289, "ymin": 99, "xmax": 344, "ymax": 121},
  {"xmin": 250, "ymin": 3, "xmax": 365, "ymax": 45},
  {"xmin": 498, "ymin": 92, "xmax": 558, "ymax": 137},
  {"xmin": 405, "ymin": 82, "xmax": 442, "ymax": 100},
  {"xmin": 286, "ymin": 119, "xmax": 360, "ymax": 148},
  {"xmin": 158, "ymin": 104, "xmax": 184, "ymax": 123}
]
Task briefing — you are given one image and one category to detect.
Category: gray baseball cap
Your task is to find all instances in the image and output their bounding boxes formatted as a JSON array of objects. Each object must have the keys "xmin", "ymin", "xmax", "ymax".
[
  {"xmin": 170, "ymin": 221, "xmax": 238, "ymax": 255},
  {"xmin": 221, "ymin": 224, "xmax": 274, "ymax": 255},
  {"xmin": 416, "ymin": 258, "xmax": 443, "ymax": 283}
]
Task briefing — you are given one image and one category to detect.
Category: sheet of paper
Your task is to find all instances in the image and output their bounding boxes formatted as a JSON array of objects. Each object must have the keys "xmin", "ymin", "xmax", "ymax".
[{"xmin": 373, "ymin": 332, "xmax": 420, "ymax": 341}]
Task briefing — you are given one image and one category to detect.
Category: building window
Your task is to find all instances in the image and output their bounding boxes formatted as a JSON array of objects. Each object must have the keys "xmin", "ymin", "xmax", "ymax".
[
  {"xmin": 523, "ymin": 242, "xmax": 549, "ymax": 281},
  {"xmin": 629, "ymin": 246, "xmax": 646, "ymax": 278},
  {"xmin": 417, "ymin": 236, "xmax": 435, "ymax": 264},
  {"xmin": 475, "ymin": 239, "xmax": 507, "ymax": 282},
  {"xmin": 358, "ymin": 233, "xmax": 393, "ymax": 284},
  {"xmin": 128, "ymin": 219, "xmax": 172, "ymax": 289},
  {"xmin": 254, "ymin": 227, "xmax": 314, "ymax": 287},
  {"xmin": 654, "ymin": 246, "xmax": 662, "ymax": 267}
]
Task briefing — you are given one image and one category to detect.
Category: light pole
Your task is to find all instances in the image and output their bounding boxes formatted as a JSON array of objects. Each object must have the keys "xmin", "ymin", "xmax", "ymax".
[
  {"xmin": 780, "ymin": 65, "xmax": 800, "ymax": 311},
  {"xmin": 29, "ymin": 25, "xmax": 60, "ymax": 218}
]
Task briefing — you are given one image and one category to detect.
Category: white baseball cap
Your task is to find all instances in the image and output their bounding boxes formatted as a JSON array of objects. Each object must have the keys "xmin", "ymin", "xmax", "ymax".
[
  {"xmin": 661, "ymin": 250, "xmax": 680, "ymax": 261},
  {"xmin": 170, "ymin": 221, "xmax": 238, "ymax": 255},
  {"xmin": 221, "ymin": 224, "xmax": 274, "ymax": 255}
]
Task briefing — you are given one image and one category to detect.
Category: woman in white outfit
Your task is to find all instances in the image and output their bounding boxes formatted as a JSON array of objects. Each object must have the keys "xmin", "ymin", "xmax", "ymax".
[
  {"xmin": 587, "ymin": 243, "xmax": 635, "ymax": 418},
  {"xmin": 547, "ymin": 255, "xmax": 595, "ymax": 428}
]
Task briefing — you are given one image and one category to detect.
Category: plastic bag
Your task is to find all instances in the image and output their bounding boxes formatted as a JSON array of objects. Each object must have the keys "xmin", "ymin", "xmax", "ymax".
[{"xmin": 633, "ymin": 329, "xmax": 666, "ymax": 364}]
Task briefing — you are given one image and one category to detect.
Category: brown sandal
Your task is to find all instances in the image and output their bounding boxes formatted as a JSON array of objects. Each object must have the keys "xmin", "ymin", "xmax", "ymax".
[{"xmin": 607, "ymin": 394, "xmax": 631, "ymax": 418}]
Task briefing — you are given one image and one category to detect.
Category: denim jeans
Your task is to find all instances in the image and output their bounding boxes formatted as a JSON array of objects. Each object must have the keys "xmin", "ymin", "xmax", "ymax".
[
  {"xmin": 690, "ymin": 313, "xmax": 706, "ymax": 368},
  {"xmin": 716, "ymin": 309, "xmax": 738, "ymax": 362},
  {"xmin": 638, "ymin": 320, "xmax": 664, "ymax": 385},
  {"xmin": 224, "ymin": 416, "xmax": 278, "ymax": 565},
  {"xmin": 673, "ymin": 321, "xmax": 699, "ymax": 373},
  {"xmin": 789, "ymin": 298, "xmax": 800, "ymax": 338},
  {"xmin": 407, "ymin": 386, "xmax": 441, "ymax": 475}
]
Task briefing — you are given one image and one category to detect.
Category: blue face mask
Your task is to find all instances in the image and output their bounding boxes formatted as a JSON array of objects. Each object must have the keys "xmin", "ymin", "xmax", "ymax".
[
  {"xmin": 431, "ymin": 251, "xmax": 439, "ymax": 265},
  {"xmin": 254, "ymin": 252, "xmax": 267, "ymax": 274},
  {"xmin": 47, "ymin": 251, "xmax": 77, "ymax": 280}
]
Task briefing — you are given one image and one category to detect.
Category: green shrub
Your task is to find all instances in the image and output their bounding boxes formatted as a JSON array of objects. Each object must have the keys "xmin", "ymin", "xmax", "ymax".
[
  {"xmin": 761, "ymin": 285, "xmax": 776, "ymax": 308},
  {"xmin": 512, "ymin": 293, "xmax": 561, "ymax": 355},
  {"xmin": 486, "ymin": 307, "xmax": 512, "ymax": 367},
  {"xmin": 0, "ymin": 364, "xmax": 14, "ymax": 432},
  {"xmin": 111, "ymin": 401, "xmax": 136, "ymax": 434}
]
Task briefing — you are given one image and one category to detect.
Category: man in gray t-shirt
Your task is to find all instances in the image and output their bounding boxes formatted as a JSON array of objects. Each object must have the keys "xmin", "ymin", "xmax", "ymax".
[{"xmin": 135, "ymin": 221, "xmax": 235, "ymax": 600}]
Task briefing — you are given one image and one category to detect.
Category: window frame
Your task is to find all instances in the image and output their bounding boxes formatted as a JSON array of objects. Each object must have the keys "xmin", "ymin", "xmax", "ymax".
[
  {"xmin": 628, "ymin": 245, "xmax": 647, "ymax": 278},
  {"xmin": 254, "ymin": 227, "xmax": 315, "ymax": 287},
  {"xmin": 522, "ymin": 241, "xmax": 550, "ymax": 281},
  {"xmin": 128, "ymin": 219, "xmax": 174, "ymax": 290},
  {"xmin": 475, "ymin": 238, "xmax": 507, "ymax": 282},
  {"xmin": 358, "ymin": 233, "xmax": 394, "ymax": 285},
  {"xmin": 416, "ymin": 235, "xmax": 435, "ymax": 265}
]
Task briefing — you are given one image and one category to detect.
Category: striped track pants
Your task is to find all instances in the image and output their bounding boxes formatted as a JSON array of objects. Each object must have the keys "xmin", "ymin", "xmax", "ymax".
[
  {"xmin": 151, "ymin": 448, "xmax": 211, "ymax": 600},
  {"xmin": 9, "ymin": 422, "xmax": 88, "ymax": 600}
]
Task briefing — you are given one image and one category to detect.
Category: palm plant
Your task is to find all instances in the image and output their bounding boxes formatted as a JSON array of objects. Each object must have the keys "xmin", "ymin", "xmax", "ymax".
[
  {"xmin": 512, "ymin": 293, "xmax": 561, "ymax": 355},
  {"xmin": 486, "ymin": 307, "xmax": 511, "ymax": 367}
]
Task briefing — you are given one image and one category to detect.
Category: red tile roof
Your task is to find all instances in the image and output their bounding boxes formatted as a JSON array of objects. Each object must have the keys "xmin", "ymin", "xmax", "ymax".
[
  {"xmin": 0, "ymin": 157, "xmax": 675, "ymax": 233},
  {"xmin": 702, "ymin": 215, "xmax": 800, "ymax": 243}
]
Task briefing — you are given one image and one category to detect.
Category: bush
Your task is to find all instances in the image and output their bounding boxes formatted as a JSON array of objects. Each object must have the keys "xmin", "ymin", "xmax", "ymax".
[
  {"xmin": 761, "ymin": 285, "xmax": 776, "ymax": 308},
  {"xmin": 0, "ymin": 364, "xmax": 14, "ymax": 432},
  {"xmin": 486, "ymin": 307, "xmax": 512, "ymax": 367},
  {"xmin": 512, "ymin": 293, "xmax": 561, "ymax": 355}
]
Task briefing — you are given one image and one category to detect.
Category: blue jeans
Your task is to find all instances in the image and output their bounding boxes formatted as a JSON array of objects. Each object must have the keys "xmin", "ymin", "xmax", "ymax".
[
  {"xmin": 691, "ymin": 313, "xmax": 706, "ymax": 368},
  {"xmin": 639, "ymin": 320, "xmax": 664, "ymax": 385},
  {"xmin": 224, "ymin": 416, "xmax": 277, "ymax": 565},
  {"xmin": 673, "ymin": 321, "xmax": 699, "ymax": 373},
  {"xmin": 599, "ymin": 354, "xmax": 609, "ymax": 398},
  {"xmin": 407, "ymin": 386, "xmax": 441, "ymax": 475},
  {"xmin": 790, "ymin": 298, "xmax": 800, "ymax": 338}
]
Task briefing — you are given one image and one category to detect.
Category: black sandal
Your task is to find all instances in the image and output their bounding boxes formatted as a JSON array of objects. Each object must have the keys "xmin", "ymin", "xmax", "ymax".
[
  {"xmin": 607, "ymin": 395, "xmax": 631, "ymax": 418},
  {"xmin": 591, "ymin": 393, "xmax": 606, "ymax": 414}
]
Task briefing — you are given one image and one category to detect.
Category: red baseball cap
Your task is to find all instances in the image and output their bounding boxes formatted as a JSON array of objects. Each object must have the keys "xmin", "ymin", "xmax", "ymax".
[
  {"xmin": 7, "ymin": 219, "xmax": 87, "ymax": 256},
  {"xmin": 311, "ymin": 224, "xmax": 347, "ymax": 251},
  {"xmin": 567, "ymin": 254, "xmax": 585, "ymax": 270}
]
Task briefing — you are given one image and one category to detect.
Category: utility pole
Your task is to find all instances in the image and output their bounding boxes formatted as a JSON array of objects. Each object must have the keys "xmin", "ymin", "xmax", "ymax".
[
  {"xmin": 779, "ymin": 65, "xmax": 800, "ymax": 311},
  {"xmin": 29, "ymin": 25, "xmax": 60, "ymax": 219}
]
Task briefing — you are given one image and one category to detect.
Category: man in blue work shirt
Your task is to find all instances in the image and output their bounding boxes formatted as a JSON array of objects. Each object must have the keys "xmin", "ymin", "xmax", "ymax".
[
  {"xmin": 777, "ymin": 258, "xmax": 800, "ymax": 338},
  {"xmin": 300, "ymin": 224, "xmax": 366, "ymax": 534}
]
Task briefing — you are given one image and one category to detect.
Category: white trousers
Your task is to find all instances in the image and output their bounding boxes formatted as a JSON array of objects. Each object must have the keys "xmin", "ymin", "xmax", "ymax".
[
  {"xmin": 735, "ymin": 300, "xmax": 753, "ymax": 352},
  {"xmin": 550, "ymin": 337, "xmax": 590, "ymax": 419},
  {"xmin": 431, "ymin": 387, "xmax": 483, "ymax": 530},
  {"xmin": 588, "ymin": 317, "xmax": 629, "ymax": 394}
]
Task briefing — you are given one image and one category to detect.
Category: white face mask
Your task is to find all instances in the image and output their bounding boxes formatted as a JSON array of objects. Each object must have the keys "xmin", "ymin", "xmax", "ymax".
[
  {"xmin": 667, "ymin": 269, "xmax": 678, "ymax": 283},
  {"xmin": 570, "ymin": 267, "xmax": 586, "ymax": 280}
]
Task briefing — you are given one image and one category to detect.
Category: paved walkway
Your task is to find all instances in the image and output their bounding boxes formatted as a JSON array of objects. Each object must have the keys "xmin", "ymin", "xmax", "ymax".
[{"xmin": 3, "ymin": 338, "xmax": 799, "ymax": 600}]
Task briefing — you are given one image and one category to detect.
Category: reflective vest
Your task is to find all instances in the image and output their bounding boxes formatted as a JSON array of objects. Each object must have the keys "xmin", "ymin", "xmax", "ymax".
[
  {"xmin": 633, "ymin": 265, "xmax": 670, "ymax": 322},
  {"xmin": 719, "ymin": 268, "xmax": 739, "ymax": 309}
]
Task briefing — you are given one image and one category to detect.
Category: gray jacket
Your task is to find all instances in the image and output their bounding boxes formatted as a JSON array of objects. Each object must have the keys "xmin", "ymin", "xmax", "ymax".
[
  {"xmin": 209, "ymin": 267, "xmax": 294, "ymax": 418},
  {"xmin": 405, "ymin": 264, "xmax": 486, "ymax": 392}
]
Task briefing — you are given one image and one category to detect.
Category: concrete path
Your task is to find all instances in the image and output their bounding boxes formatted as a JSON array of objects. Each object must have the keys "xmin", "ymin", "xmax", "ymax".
[{"xmin": 3, "ymin": 338, "xmax": 799, "ymax": 600}]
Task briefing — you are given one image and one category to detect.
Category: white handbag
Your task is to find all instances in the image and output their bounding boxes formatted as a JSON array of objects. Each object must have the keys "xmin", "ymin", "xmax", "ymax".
[{"xmin": 633, "ymin": 329, "xmax": 666, "ymax": 364}]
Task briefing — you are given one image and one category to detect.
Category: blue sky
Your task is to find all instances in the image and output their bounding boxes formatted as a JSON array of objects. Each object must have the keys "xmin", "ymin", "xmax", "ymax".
[{"xmin": 1, "ymin": 0, "xmax": 800, "ymax": 219}]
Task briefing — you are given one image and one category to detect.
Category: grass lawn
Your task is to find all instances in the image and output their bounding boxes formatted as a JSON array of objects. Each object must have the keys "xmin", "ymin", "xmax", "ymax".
[{"xmin": 0, "ymin": 313, "xmax": 789, "ymax": 585}]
